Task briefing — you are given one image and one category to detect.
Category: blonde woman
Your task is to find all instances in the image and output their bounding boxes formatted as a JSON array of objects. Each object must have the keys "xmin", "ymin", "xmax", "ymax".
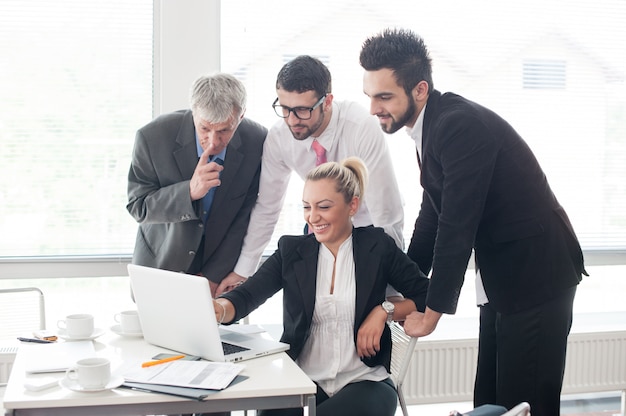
[{"xmin": 214, "ymin": 158, "xmax": 429, "ymax": 416}]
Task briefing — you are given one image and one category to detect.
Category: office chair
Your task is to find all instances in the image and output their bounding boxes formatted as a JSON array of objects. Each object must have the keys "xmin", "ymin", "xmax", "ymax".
[
  {"xmin": 459, "ymin": 402, "xmax": 530, "ymax": 416},
  {"xmin": 502, "ymin": 402, "xmax": 530, "ymax": 416},
  {"xmin": 0, "ymin": 287, "xmax": 46, "ymax": 340},
  {"xmin": 390, "ymin": 321, "xmax": 418, "ymax": 416},
  {"xmin": 0, "ymin": 287, "xmax": 46, "ymax": 387}
]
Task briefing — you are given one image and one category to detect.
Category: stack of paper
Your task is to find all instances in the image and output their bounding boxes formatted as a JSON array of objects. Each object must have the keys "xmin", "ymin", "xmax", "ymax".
[{"xmin": 22, "ymin": 340, "xmax": 95, "ymax": 373}]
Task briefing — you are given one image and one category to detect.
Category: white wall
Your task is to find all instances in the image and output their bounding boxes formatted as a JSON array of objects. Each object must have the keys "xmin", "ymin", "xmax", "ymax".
[{"xmin": 153, "ymin": 0, "xmax": 221, "ymax": 115}]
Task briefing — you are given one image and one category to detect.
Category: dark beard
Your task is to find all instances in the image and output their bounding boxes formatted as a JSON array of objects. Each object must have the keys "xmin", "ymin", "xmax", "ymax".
[
  {"xmin": 382, "ymin": 98, "xmax": 417, "ymax": 134},
  {"xmin": 289, "ymin": 111, "xmax": 325, "ymax": 141}
]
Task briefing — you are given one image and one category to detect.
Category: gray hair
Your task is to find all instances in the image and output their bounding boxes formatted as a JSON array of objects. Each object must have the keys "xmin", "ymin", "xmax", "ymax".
[
  {"xmin": 306, "ymin": 157, "xmax": 368, "ymax": 203},
  {"xmin": 190, "ymin": 73, "xmax": 247, "ymax": 123}
]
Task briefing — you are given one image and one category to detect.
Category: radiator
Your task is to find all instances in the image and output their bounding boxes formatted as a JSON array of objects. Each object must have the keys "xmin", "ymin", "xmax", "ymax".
[
  {"xmin": 405, "ymin": 338, "xmax": 478, "ymax": 404},
  {"xmin": 0, "ymin": 344, "xmax": 18, "ymax": 384},
  {"xmin": 402, "ymin": 331, "xmax": 626, "ymax": 405},
  {"xmin": 562, "ymin": 331, "xmax": 626, "ymax": 396}
]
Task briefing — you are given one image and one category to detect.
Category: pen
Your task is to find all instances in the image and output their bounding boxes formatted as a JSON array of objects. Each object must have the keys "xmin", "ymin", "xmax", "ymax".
[
  {"xmin": 141, "ymin": 354, "xmax": 185, "ymax": 368},
  {"xmin": 17, "ymin": 337, "xmax": 54, "ymax": 344}
]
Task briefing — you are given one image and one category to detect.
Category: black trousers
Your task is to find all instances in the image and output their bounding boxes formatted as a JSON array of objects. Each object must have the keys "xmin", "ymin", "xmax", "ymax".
[
  {"xmin": 474, "ymin": 285, "xmax": 577, "ymax": 416},
  {"xmin": 258, "ymin": 377, "xmax": 397, "ymax": 416}
]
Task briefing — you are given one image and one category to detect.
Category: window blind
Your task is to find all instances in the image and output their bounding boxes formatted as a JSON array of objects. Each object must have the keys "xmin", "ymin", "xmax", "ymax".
[
  {"xmin": 220, "ymin": 0, "xmax": 626, "ymax": 253},
  {"xmin": 0, "ymin": 0, "xmax": 153, "ymax": 256},
  {"xmin": 1, "ymin": 0, "xmax": 623, "ymax": 260}
]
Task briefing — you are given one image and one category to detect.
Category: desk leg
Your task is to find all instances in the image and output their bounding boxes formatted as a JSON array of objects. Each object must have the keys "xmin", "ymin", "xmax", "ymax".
[{"xmin": 306, "ymin": 394, "xmax": 316, "ymax": 416}]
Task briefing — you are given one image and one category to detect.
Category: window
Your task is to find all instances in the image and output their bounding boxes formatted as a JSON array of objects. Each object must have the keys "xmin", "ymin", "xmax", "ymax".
[
  {"xmin": 0, "ymin": 0, "xmax": 623, "ymax": 334},
  {"xmin": 523, "ymin": 60, "xmax": 567, "ymax": 89},
  {"xmin": 1, "ymin": 0, "xmax": 624, "ymax": 273},
  {"xmin": 0, "ymin": 0, "xmax": 153, "ymax": 258},
  {"xmin": 220, "ymin": 0, "xmax": 626, "ymax": 257}
]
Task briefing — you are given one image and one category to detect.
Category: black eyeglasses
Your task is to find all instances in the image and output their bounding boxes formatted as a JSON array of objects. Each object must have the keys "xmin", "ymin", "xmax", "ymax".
[{"xmin": 272, "ymin": 94, "xmax": 327, "ymax": 120}]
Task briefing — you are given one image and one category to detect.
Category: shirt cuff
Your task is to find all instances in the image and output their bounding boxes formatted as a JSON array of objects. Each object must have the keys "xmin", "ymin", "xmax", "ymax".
[{"xmin": 233, "ymin": 254, "xmax": 262, "ymax": 278}]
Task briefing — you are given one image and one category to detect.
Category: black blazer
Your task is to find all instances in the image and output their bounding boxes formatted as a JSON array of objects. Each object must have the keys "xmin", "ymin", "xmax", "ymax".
[
  {"xmin": 127, "ymin": 110, "xmax": 267, "ymax": 284},
  {"xmin": 221, "ymin": 227, "xmax": 430, "ymax": 372},
  {"xmin": 407, "ymin": 90, "xmax": 586, "ymax": 315}
]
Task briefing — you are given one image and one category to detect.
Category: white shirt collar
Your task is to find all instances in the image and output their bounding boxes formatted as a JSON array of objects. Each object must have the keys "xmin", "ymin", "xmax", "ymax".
[
  {"xmin": 405, "ymin": 104, "xmax": 426, "ymax": 162},
  {"xmin": 307, "ymin": 101, "xmax": 338, "ymax": 152}
]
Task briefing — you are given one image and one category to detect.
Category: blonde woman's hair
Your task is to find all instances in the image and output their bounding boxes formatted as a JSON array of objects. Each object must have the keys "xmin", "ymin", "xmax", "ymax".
[{"xmin": 305, "ymin": 157, "xmax": 368, "ymax": 203}]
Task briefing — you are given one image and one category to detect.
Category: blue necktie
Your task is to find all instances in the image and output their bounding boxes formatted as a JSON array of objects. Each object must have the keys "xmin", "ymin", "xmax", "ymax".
[{"xmin": 201, "ymin": 157, "xmax": 224, "ymax": 222}]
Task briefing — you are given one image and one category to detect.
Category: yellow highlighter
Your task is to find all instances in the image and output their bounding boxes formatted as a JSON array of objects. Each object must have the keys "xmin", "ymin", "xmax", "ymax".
[{"xmin": 141, "ymin": 354, "xmax": 185, "ymax": 368}]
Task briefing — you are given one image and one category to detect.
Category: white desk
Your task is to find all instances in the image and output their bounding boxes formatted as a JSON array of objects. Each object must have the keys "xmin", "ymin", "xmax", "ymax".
[{"xmin": 3, "ymin": 332, "xmax": 316, "ymax": 416}]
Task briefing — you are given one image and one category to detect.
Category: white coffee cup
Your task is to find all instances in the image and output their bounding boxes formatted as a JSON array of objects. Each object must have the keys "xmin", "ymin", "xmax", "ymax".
[
  {"xmin": 65, "ymin": 357, "xmax": 111, "ymax": 389},
  {"xmin": 114, "ymin": 310, "xmax": 142, "ymax": 334},
  {"xmin": 57, "ymin": 314, "xmax": 94, "ymax": 338}
]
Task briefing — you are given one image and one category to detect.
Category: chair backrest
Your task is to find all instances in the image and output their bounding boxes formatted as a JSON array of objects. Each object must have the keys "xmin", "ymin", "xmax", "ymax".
[
  {"xmin": 502, "ymin": 402, "xmax": 530, "ymax": 416},
  {"xmin": 390, "ymin": 321, "xmax": 418, "ymax": 416},
  {"xmin": 0, "ymin": 287, "xmax": 46, "ymax": 340}
]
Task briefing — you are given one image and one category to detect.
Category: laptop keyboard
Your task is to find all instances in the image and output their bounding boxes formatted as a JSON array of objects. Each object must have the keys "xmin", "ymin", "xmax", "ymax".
[{"xmin": 222, "ymin": 341, "xmax": 250, "ymax": 355}]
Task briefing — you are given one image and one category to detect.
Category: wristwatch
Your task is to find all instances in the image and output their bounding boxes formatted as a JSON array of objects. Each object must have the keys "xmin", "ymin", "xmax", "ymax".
[{"xmin": 381, "ymin": 300, "xmax": 395, "ymax": 324}]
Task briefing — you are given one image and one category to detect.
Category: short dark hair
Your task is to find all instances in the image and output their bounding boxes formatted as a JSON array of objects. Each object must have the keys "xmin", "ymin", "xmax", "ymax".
[
  {"xmin": 276, "ymin": 55, "xmax": 332, "ymax": 98},
  {"xmin": 359, "ymin": 28, "xmax": 434, "ymax": 95}
]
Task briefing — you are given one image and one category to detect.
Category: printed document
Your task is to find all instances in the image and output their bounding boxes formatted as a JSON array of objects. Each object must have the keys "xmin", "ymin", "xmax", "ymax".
[{"xmin": 124, "ymin": 360, "xmax": 244, "ymax": 390}]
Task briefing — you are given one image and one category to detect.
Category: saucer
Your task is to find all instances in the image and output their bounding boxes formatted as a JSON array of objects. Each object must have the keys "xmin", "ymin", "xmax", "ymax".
[
  {"xmin": 57, "ymin": 327, "xmax": 105, "ymax": 341},
  {"xmin": 59, "ymin": 375, "xmax": 124, "ymax": 392},
  {"xmin": 110, "ymin": 325, "xmax": 143, "ymax": 338}
]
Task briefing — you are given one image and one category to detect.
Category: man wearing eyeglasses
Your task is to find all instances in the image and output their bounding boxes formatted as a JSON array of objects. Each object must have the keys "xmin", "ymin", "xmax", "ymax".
[{"xmin": 217, "ymin": 55, "xmax": 405, "ymax": 295}]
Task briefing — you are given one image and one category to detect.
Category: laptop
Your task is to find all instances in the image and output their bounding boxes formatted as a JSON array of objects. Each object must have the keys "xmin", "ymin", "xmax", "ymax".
[{"xmin": 127, "ymin": 264, "xmax": 289, "ymax": 362}]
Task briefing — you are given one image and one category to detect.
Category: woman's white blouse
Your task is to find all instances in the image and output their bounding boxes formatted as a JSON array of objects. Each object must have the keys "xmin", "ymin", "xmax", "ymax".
[{"xmin": 296, "ymin": 236, "xmax": 388, "ymax": 396}]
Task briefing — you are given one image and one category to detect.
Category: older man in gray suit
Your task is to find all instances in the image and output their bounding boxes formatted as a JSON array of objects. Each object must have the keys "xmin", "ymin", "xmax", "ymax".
[{"xmin": 127, "ymin": 73, "xmax": 267, "ymax": 297}]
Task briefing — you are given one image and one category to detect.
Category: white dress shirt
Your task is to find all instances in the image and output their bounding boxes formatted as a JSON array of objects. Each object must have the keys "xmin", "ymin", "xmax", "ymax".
[
  {"xmin": 233, "ymin": 100, "xmax": 405, "ymax": 277},
  {"xmin": 405, "ymin": 103, "xmax": 425, "ymax": 162},
  {"xmin": 296, "ymin": 236, "xmax": 389, "ymax": 396}
]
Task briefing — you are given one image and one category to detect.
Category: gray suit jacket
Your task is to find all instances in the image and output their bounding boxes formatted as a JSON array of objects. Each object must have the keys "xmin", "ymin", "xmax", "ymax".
[{"xmin": 127, "ymin": 109, "xmax": 267, "ymax": 283}]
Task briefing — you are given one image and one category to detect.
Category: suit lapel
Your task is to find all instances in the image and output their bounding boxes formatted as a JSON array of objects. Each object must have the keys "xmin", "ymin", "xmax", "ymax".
[
  {"xmin": 294, "ymin": 237, "xmax": 319, "ymax": 323},
  {"xmin": 420, "ymin": 90, "xmax": 440, "ymax": 176},
  {"xmin": 420, "ymin": 91, "xmax": 443, "ymax": 215},
  {"xmin": 422, "ymin": 90, "xmax": 441, "ymax": 141},
  {"xmin": 202, "ymin": 130, "xmax": 245, "ymax": 259},
  {"xmin": 353, "ymin": 230, "xmax": 381, "ymax": 323},
  {"xmin": 173, "ymin": 110, "xmax": 198, "ymax": 180}
]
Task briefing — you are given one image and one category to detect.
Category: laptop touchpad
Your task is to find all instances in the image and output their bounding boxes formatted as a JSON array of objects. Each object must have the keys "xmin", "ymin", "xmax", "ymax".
[{"xmin": 221, "ymin": 332, "xmax": 254, "ymax": 343}]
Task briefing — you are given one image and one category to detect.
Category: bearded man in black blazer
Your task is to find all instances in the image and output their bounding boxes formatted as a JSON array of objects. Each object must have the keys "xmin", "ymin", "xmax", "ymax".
[
  {"xmin": 127, "ymin": 73, "xmax": 267, "ymax": 298},
  {"xmin": 360, "ymin": 29, "xmax": 586, "ymax": 416}
]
